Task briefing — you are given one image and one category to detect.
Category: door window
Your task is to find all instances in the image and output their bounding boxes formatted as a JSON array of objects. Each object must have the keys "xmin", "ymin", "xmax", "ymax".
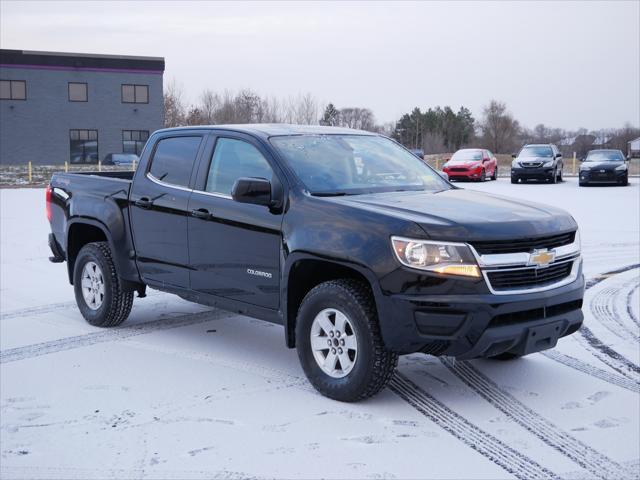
[
  {"xmin": 148, "ymin": 136, "xmax": 202, "ymax": 188},
  {"xmin": 205, "ymin": 138, "xmax": 273, "ymax": 195}
]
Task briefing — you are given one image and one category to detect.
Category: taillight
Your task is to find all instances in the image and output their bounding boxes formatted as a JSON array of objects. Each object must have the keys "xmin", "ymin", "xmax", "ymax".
[{"xmin": 46, "ymin": 185, "xmax": 52, "ymax": 222}]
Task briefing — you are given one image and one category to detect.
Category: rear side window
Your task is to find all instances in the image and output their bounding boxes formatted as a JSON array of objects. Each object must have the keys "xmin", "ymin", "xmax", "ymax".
[
  {"xmin": 205, "ymin": 138, "xmax": 273, "ymax": 195},
  {"xmin": 149, "ymin": 136, "xmax": 202, "ymax": 188}
]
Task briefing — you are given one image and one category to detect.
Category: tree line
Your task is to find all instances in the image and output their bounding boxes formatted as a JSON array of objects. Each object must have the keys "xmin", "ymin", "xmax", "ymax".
[{"xmin": 164, "ymin": 82, "xmax": 638, "ymax": 156}]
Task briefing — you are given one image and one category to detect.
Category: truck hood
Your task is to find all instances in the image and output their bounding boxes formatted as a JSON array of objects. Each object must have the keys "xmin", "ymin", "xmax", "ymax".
[{"xmin": 325, "ymin": 189, "xmax": 577, "ymax": 241}]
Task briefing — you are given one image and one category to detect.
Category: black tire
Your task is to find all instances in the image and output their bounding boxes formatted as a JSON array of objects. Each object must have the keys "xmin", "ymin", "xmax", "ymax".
[
  {"xmin": 621, "ymin": 175, "xmax": 629, "ymax": 186},
  {"xmin": 511, "ymin": 176, "xmax": 518, "ymax": 184},
  {"xmin": 295, "ymin": 279, "xmax": 398, "ymax": 402},
  {"xmin": 489, "ymin": 352, "xmax": 522, "ymax": 361},
  {"xmin": 73, "ymin": 242, "xmax": 134, "ymax": 327},
  {"xmin": 550, "ymin": 168, "xmax": 557, "ymax": 184},
  {"xmin": 491, "ymin": 166, "xmax": 497, "ymax": 180},
  {"xmin": 479, "ymin": 169, "xmax": 486, "ymax": 182},
  {"xmin": 579, "ymin": 181, "xmax": 587, "ymax": 187},
  {"xmin": 558, "ymin": 168, "xmax": 563, "ymax": 182}
]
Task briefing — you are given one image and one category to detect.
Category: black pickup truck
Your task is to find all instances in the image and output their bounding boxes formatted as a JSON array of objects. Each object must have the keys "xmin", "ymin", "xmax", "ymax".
[{"xmin": 47, "ymin": 125, "xmax": 584, "ymax": 401}]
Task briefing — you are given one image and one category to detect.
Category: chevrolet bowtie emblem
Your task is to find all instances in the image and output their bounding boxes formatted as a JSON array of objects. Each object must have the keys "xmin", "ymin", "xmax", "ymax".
[{"xmin": 529, "ymin": 249, "xmax": 555, "ymax": 267}]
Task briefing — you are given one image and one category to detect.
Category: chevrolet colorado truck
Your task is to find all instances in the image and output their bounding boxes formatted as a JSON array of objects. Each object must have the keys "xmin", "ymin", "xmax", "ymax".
[{"xmin": 47, "ymin": 125, "xmax": 584, "ymax": 401}]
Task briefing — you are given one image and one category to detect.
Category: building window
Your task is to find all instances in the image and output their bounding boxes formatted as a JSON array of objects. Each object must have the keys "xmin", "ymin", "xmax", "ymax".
[
  {"xmin": 0, "ymin": 80, "xmax": 26, "ymax": 100},
  {"xmin": 70, "ymin": 129, "xmax": 98, "ymax": 164},
  {"xmin": 122, "ymin": 84, "xmax": 149, "ymax": 104},
  {"xmin": 123, "ymin": 130, "xmax": 149, "ymax": 156},
  {"xmin": 68, "ymin": 82, "xmax": 88, "ymax": 102}
]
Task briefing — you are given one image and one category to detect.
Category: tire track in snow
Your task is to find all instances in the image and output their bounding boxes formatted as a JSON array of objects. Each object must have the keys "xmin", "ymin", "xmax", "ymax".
[
  {"xmin": 389, "ymin": 373, "xmax": 561, "ymax": 480},
  {"xmin": 441, "ymin": 358, "xmax": 634, "ymax": 480},
  {"xmin": 541, "ymin": 350, "xmax": 640, "ymax": 394},
  {"xmin": 590, "ymin": 286, "xmax": 640, "ymax": 342},
  {"xmin": 0, "ymin": 292, "xmax": 163, "ymax": 321},
  {"xmin": 0, "ymin": 309, "xmax": 232, "ymax": 364},
  {"xmin": 572, "ymin": 265, "xmax": 640, "ymax": 381},
  {"xmin": 626, "ymin": 282, "xmax": 639, "ymax": 326}
]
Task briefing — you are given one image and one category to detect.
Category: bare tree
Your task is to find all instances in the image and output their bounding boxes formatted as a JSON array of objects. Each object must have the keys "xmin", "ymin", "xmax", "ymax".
[
  {"xmin": 199, "ymin": 89, "xmax": 220, "ymax": 124},
  {"xmin": 338, "ymin": 107, "xmax": 376, "ymax": 131},
  {"xmin": 480, "ymin": 100, "xmax": 520, "ymax": 153},
  {"xmin": 163, "ymin": 79, "xmax": 186, "ymax": 128}
]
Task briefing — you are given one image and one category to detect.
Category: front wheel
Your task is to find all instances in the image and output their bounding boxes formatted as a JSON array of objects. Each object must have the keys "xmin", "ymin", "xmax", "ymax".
[
  {"xmin": 558, "ymin": 168, "xmax": 563, "ymax": 182},
  {"xmin": 73, "ymin": 242, "xmax": 134, "ymax": 327},
  {"xmin": 491, "ymin": 166, "xmax": 497, "ymax": 180},
  {"xmin": 511, "ymin": 176, "xmax": 518, "ymax": 184},
  {"xmin": 550, "ymin": 168, "xmax": 558, "ymax": 184},
  {"xmin": 479, "ymin": 169, "xmax": 486, "ymax": 182},
  {"xmin": 296, "ymin": 279, "xmax": 398, "ymax": 402}
]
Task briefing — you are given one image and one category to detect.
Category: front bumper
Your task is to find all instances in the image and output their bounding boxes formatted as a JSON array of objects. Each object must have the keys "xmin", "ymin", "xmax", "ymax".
[
  {"xmin": 444, "ymin": 169, "xmax": 483, "ymax": 180},
  {"xmin": 511, "ymin": 166, "xmax": 554, "ymax": 181},
  {"xmin": 377, "ymin": 266, "xmax": 584, "ymax": 357},
  {"xmin": 580, "ymin": 169, "xmax": 627, "ymax": 184}
]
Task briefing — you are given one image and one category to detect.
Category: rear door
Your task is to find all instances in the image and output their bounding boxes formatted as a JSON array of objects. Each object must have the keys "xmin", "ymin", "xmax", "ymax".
[
  {"xmin": 130, "ymin": 133, "xmax": 205, "ymax": 287},
  {"xmin": 187, "ymin": 133, "xmax": 284, "ymax": 310}
]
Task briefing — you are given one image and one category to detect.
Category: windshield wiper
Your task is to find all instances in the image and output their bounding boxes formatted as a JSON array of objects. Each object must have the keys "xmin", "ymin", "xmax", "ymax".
[{"xmin": 311, "ymin": 191, "xmax": 355, "ymax": 197}]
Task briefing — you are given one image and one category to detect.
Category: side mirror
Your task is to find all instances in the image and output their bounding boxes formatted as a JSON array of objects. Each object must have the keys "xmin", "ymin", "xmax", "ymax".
[
  {"xmin": 511, "ymin": 153, "xmax": 517, "ymax": 159},
  {"xmin": 232, "ymin": 177, "xmax": 273, "ymax": 207},
  {"xmin": 555, "ymin": 153, "xmax": 562, "ymax": 158}
]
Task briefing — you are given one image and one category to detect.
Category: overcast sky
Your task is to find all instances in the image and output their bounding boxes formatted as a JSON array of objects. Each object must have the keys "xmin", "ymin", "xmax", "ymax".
[{"xmin": 1, "ymin": 1, "xmax": 638, "ymax": 130}]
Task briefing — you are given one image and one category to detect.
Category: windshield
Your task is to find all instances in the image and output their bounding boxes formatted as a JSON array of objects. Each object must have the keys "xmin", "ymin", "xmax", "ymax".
[
  {"xmin": 270, "ymin": 135, "xmax": 450, "ymax": 195},
  {"xmin": 519, "ymin": 146, "xmax": 553, "ymax": 158},
  {"xmin": 585, "ymin": 150, "xmax": 624, "ymax": 162},
  {"xmin": 450, "ymin": 149, "xmax": 483, "ymax": 162}
]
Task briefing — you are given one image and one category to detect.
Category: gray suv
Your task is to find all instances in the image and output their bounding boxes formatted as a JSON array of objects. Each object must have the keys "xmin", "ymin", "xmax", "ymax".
[{"xmin": 511, "ymin": 144, "xmax": 564, "ymax": 184}]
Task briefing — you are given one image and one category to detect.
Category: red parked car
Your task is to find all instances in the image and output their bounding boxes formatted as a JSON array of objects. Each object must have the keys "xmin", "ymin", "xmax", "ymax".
[{"xmin": 442, "ymin": 149, "xmax": 498, "ymax": 181}]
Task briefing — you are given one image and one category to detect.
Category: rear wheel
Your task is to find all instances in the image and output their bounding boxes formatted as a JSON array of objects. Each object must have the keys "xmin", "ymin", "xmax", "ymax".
[
  {"xmin": 73, "ymin": 242, "xmax": 134, "ymax": 327},
  {"xmin": 296, "ymin": 279, "xmax": 398, "ymax": 402}
]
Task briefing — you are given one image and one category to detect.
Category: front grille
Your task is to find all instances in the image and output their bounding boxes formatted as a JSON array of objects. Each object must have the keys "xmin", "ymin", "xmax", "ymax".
[
  {"xmin": 590, "ymin": 171, "xmax": 616, "ymax": 180},
  {"xmin": 522, "ymin": 162, "xmax": 543, "ymax": 168},
  {"xmin": 472, "ymin": 231, "xmax": 576, "ymax": 255},
  {"xmin": 487, "ymin": 261, "xmax": 573, "ymax": 291},
  {"xmin": 490, "ymin": 299, "xmax": 582, "ymax": 328},
  {"xmin": 449, "ymin": 167, "xmax": 468, "ymax": 172}
]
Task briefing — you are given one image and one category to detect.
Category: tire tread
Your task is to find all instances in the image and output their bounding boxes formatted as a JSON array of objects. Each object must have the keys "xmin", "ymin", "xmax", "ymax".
[
  {"xmin": 76, "ymin": 242, "xmax": 133, "ymax": 327},
  {"xmin": 298, "ymin": 279, "xmax": 398, "ymax": 401}
]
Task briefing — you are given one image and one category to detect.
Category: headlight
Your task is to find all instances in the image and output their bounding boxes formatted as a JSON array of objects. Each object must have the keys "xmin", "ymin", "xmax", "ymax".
[
  {"xmin": 391, "ymin": 237, "xmax": 480, "ymax": 278},
  {"xmin": 543, "ymin": 161, "xmax": 554, "ymax": 167},
  {"xmin": 615, "ymin": 164, "xmax": 627, "ymax": 171},
  {"xmin": 511, "ymin": 160, "xmax": 520, "ymax": 168}
]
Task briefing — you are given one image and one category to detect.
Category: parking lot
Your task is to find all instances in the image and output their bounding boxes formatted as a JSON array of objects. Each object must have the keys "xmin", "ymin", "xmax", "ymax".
[{"xmin": 1, "ymin": 177, "xmax": 639, "ymax": 479}]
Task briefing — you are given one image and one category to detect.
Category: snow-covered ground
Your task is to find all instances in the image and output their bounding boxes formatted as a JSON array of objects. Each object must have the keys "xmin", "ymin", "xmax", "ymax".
[{"xmin": 1, "ymin": 177, "xmax": 639, "ymax": 480}]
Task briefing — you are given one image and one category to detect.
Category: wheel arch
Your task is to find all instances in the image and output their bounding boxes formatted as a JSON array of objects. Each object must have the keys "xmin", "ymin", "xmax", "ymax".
[
  {"xmin": 66, "ymin": 219, "xmax": 113, "ymax": 284},
  {"xmin": 283, "ymin": 253, "xmax": 382, "ymax": 349}
]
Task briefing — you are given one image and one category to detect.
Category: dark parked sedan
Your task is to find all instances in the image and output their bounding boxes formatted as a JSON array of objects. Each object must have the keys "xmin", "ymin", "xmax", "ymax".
[{"xmin": 579, "ymin": 149, "xmax": 629, "ymax": 186}]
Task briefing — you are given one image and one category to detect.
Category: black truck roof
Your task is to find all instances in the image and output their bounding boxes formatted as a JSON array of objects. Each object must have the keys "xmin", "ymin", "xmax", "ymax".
[{"xmin": 155, "ymin": 124, "xmax": 377, "ymax": 139}]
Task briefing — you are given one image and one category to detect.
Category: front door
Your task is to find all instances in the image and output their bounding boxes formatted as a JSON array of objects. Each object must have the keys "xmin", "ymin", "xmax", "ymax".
[
  {"xmin": 187, "ymin": 135, "xmax": 283, "ymax": 309},
  {"xmin": 130, "ymin": 134, "xmax": 204, "ymax": 287}
]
